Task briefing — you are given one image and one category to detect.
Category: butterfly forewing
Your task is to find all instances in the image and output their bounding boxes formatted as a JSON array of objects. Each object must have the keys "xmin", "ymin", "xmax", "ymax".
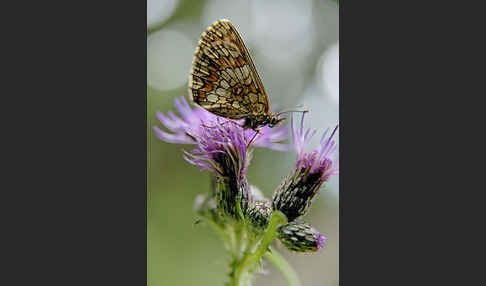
[{"xmin": 189, "ymin": 19, "xmax": 270, "ymax": 120}]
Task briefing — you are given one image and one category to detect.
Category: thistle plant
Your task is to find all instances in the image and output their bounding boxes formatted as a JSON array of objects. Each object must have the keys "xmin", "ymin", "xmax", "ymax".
[{"xmin": 153, "ymin": 96, "xmax": 339, "ymax": 286}]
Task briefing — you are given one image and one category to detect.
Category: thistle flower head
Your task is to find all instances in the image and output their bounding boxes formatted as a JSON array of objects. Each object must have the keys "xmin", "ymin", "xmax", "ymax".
[
  {"xmin": 153, "ymin": 96, "xmax": 289, "ymax": 150},
  {"xmin": 183, "ymin": 119, "xmax": 250, "ymax": 178},
  {"xmin": 277, "ymin": 221, "xmax": 326, "ymax": 253},
  {"xmin": 272, "ymin": 114, "xmax": 339, "ymax": 222},
  {"xmin": 293, "ymin": 113, "xmax": 339, "ymax": 180}
]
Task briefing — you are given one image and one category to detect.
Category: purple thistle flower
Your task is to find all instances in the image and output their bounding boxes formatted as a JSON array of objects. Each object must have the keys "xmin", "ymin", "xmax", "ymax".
[
  {"xmin": 184, "ymin": 120, "xmax": 253, "ymax": 218},
  {"xmin": 272, "ymin": 113, "xmax": 339, "ymax": 222},
  {"xmin": 153, "ymin": 96, "xmax": 289, "ymax": 151},
  {"xmin": 293, "ymin": 113, "xmax": 339, "ymax": 180},
  {"xmin": 183, "ymin": 118, "xmax": 250, "ymax": 177}
]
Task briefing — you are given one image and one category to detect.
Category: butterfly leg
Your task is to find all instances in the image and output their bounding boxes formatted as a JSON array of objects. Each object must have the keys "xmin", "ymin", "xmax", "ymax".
[
  {"xmin": 247, "ymin": 129, "xmax": 261, "ymax": 148},
  {"xmin": 219, "ymin": 120, "xmax": 236, "ymax": 127},
  {"xmin": 201, "ymin": 123, "xmax": 215, "ymax": 129}
]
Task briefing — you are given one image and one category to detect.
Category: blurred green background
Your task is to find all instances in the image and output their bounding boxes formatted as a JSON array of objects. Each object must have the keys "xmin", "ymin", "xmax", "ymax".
[{"xmin": 147, "ymin": 1, "xmax": 339, "ymax": 285}]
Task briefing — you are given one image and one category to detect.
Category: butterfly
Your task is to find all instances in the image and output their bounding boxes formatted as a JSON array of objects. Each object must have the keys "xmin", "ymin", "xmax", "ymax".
[{"xmin": 189, "ymin": 19, "xmax": 301, "ymax": 132}]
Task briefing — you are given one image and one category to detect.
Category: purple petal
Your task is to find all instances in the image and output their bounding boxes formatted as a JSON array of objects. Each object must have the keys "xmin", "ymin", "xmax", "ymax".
[{"xmin": 152, "ymin": 126, "xmax": 191, "ymax": 144}]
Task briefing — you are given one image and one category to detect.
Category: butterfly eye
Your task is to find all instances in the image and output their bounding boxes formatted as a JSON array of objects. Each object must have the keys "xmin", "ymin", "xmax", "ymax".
[{"xmin": 268, "ymin": 117, "xmax": 280, "ymax": 127}]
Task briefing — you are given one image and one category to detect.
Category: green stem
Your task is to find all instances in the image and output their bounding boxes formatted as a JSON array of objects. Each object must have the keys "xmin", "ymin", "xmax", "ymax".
[
  {"xmin": 234, "ymin": 223, "xmax": 244, "ymax": 257},
  {"xmin": 264, "ymin": 249, "xmax": 302, "ymax": 286},
  {"xmin": 252, "ymin": 211, "xmax": 287, "ymax": 260},
  {"xmin": 231, "ymin": 211, "xmax": 288, "ymax": 286}
]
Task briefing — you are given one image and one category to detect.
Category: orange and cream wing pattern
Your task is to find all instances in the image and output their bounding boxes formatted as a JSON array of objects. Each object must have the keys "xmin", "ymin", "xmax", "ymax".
[{"xmin": 189, "ymin": 19, "xmax": 270, "ymax": 119}]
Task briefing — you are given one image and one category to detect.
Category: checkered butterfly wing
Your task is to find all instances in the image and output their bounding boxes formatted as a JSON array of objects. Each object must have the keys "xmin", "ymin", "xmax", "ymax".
[{"xmin": 189, "ymin": 19, "xmax": 270, "ymax": 120}]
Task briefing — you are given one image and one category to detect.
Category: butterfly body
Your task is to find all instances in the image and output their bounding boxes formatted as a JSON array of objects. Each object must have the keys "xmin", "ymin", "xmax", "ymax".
[
  {"xmin": 189, "ymin": 19, "xmax": 284, "ymax": 132},
  {"xmin": 242, "ymin": 112, "xmax": 283, "ymax": 130}
]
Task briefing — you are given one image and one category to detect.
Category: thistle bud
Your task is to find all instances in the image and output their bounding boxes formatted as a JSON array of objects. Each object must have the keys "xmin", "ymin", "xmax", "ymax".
[
  {"xmin": 271, "ymin": 169, "xmax": 326, "ymax": 222},
  {"xmin": 272, "ymin": 116, "xmax": 338, "ymax": 222},
  {"xmin": 277, "ymin": 221, "xmax": 326, "ymax": 253},
  {"xmin": 245, "ymin": 200, "xmax": 272, "ymax": 233}
]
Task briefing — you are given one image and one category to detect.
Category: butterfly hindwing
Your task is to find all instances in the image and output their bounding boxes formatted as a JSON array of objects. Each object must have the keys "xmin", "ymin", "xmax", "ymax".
[{"xmin": 189, "ymin": 19, "xmax": 270, "ymax": 120}]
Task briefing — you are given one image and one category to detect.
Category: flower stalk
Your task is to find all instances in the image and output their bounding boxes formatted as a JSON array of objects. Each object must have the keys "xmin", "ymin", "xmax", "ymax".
[
  {"xmin": 264, "ymin": 250, "xmax": 302, "ymax": 286},
  {"xmin": 230, "ymin": 211, "xmax": 287, "ymax": 286}
]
